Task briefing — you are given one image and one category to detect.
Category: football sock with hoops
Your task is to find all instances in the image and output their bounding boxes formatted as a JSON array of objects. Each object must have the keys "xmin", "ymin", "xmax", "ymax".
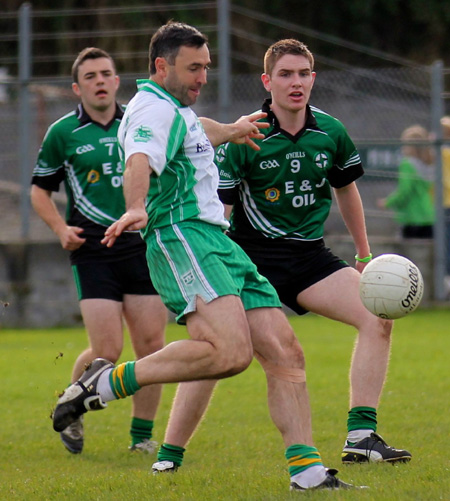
[
  {"xmin": 130, "ymin": 417, "xmax": 154, "ymax": 447},
  {"xmin": 109, "ymin": 361, "xmax": 141, "ymax": 399},
  {"xmin": 286, "ymin": 445, "xmax": 327, "ymax": 488},
  {"xmin": 157, "ymin": 443, "xmax": 186, "ymax": 467},
  {"xmin": 97, "ymin": 361, "xmax": 141, "ymax": 402},
  {"xmin": 346, "ymin": 406, "xmax": 377, "ymax": 444},
  {"xmin": 286, "ymin": 444, "xmax": 324, "ymax": 475}
]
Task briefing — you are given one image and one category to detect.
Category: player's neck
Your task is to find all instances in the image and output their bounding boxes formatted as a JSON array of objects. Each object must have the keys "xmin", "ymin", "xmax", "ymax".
[
  {"xmin": 83, "ymin": 102, "xmax": 116, "ymax": 126},
  {"xmin": 271, "ymin": 103, "xmax": 307, "ymax": 136}
]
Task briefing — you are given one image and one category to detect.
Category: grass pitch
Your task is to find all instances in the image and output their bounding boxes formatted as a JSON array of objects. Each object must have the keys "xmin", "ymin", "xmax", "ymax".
[{"xmin": 1, "ymin": 309, "xmax": 449, "ymax": 500}]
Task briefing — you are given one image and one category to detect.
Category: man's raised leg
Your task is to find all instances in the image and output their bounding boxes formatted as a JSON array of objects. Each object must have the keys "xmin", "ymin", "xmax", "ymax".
[{"xmin": 53, "ymin": 296, "xmax": 252, "ymax": 431}]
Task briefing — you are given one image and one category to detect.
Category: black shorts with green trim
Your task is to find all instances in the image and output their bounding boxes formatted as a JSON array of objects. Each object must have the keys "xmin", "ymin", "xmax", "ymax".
[
  {"xmin": 72, "ymin": 252, "xmax": 158, "ymax": 301},
  {"xmin": 229, "ymin": 235, "xmax": 348, "ymax": 315}
]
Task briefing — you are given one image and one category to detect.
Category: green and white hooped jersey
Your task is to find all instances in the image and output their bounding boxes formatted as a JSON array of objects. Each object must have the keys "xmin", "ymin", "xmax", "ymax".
[
  {"xmin": 217, "ymin": 101, "xmax": 363, "ymax": 241},
  {"xmin": 32, "ymin": 104, "xmax": 126, "ymax": 226},
  {"xmin": 118, "ymin": 79, "xmax": 229, "ymax": 235}
]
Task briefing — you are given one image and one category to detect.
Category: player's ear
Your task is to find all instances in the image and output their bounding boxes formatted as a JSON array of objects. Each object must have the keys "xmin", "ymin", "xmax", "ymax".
[
  {"xmin": 155, "ymin": 57, "xmax": 168, "ymax": 77},
  {"xmin": 72, "ymin": 82, "xmax": 81, "ymax": 97},
  {"xmin": 261, "ymin": 73, "xmax": 271, "ymax": 92}
]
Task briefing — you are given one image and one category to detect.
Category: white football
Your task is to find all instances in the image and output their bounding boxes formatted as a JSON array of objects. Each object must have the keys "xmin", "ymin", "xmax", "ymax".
[{"xmin": 359, "ymin": 254, "xmax": 424, "ymax": 319}]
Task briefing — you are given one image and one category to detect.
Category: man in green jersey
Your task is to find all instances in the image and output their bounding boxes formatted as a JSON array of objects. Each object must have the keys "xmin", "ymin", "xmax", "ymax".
[
  {"xmin": 151, "ymin": 39, "xmax": 411, "ymax": 471},
  {"xmin": 31, "ymin": 48, "xmax": 167, "ymax": 455},
  {"xmin": 52, "ymin": 23, "xmax": 358, "ymax": 491}
]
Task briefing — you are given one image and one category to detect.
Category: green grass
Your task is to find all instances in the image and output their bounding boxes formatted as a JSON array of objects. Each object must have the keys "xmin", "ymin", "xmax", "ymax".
[{"xmin": 1, "ymin": 309, "xmax": 449, "ymax": 500}]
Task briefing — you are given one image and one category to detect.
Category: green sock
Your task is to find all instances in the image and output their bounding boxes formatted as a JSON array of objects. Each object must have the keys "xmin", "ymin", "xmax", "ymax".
[
  {"xmin": 157, "ymin": 443, "xmax": 186, "ymax": 467},
  {"xmin": 130, "ymin": 417, "xmax": 154, "ymax": 447},
  {"xmin": 109, "ymin": 361, "xmax": 141, "ymax": 399},
  {"xmin": 347, "ymin": 406, "xmax": 377, "ymax": 434},
  {"xmin": 285, "ymin": 444, "xmax": 323, "ymax": 477}
]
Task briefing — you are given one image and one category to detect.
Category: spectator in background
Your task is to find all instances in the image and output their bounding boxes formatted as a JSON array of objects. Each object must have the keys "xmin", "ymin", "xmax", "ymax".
[
  {"xmin": 440, "ymin": 117, "xmax": 450, "ymax": 291},
  {"xmin": 378, "ymin": 125, "xmax": 434, "ymax": 239}
]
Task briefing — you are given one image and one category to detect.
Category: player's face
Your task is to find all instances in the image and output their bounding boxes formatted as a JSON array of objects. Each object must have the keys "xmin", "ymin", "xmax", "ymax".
[
  {"xmin": 261, "ymin": 54, "xmax": 316, "ymax": 113},
  {"xmin": 162, "ymin": 45, "xmax": 210, "ymax": 106},
  {"xmin": 72, "ymin": 57, "xmax": 119, "ymax": 112}
]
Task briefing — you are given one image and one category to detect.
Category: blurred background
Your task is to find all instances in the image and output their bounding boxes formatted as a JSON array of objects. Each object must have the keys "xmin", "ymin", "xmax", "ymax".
[{"xmin": 1, "ymin": 1, "xmax": 449, "ymax": 326}]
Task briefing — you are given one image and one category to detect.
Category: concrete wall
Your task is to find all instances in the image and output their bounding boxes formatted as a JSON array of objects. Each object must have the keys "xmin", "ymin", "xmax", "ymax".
[
  {"xmin": 0, "ymin": 242, "xmax": 81, "ymax": 328},
  {"xmin": 0, "ymin": 237, "xmax": 435, "ymax": 328}
]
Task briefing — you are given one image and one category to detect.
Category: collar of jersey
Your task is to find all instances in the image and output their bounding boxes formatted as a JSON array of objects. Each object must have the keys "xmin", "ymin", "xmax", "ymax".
[
  {"xmin": 76, "ymin": 103, "xmax": 124, "ymax": 127},
  {"xmin": 136, "ymin": 79, "xmax": 185, "ymax": 108},
  {"xmin": 262, "ymin": 99, "xmax": 317, "ymax": 130},
  {"xmin": 261, "ymin": 99, "xmax": 318, "ymax": 141}
]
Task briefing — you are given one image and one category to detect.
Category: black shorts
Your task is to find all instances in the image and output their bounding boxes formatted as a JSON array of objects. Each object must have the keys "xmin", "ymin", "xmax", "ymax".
[
  {"xmin": 230, "ymin": 236, "xmax": 348, "ymax": 315},
  {"xmin": 72, "ymin": 253, "xmax": 158, "ymax": 301},
  {"xmin": 401, "ymin": 225, "xmax": 433, "ymax": 239}
]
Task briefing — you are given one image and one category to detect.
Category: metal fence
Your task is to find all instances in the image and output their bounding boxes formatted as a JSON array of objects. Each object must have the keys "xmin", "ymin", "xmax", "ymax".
[{"xmin": 1, "ymin": 2, "xmax": 449, "ymax": 300}]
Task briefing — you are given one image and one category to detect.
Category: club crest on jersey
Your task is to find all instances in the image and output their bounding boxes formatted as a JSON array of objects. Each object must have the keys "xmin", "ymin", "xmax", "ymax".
[
  {"xmin": 265, "ymin": 187, "xmax": 280, "ymax": 202},
  {"xmin": 215, "ymin": 146, "xmax": 226, "ymax": 163},
  {"xmin": 314, "ymin": 152, "xmax": 329, "ymax": 169},
  {"xmin": 133, "ymin": 125, "xmax": 153, "ymax": 143},
  {"xmin": 87, "ymin": 170, "xmax": 100, "ymax": 184}
]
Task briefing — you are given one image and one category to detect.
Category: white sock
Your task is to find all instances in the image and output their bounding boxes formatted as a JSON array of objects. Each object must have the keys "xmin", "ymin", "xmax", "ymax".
[
  {"xmin": 97, "ymin": 369, "xmax": 116, "ymax": 402},
  {"xmin": 346, "ymin": 429, "xmax": 373, "ymax": 444},
  {"xmin": 291, "ymin": 465, "xmax": 327, "ymax": 488}
]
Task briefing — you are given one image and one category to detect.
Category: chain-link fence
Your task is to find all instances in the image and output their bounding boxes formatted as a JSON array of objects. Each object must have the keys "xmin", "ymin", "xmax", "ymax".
[
  {"xmin": 0, "ymin": 69, "xmax": 440, "ymax": 230},
  {"xmin": 1, "ymin": 2, "xmax": 449, "ymax": 317},
  {"xmin": 0, "ymin": 69, "xmax": 443, "ymax": 239}
]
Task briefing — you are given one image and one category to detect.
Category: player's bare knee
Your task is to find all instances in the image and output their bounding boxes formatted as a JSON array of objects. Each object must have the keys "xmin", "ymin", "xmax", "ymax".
[
  {"xmin": 221, "ymin": 358, "xmax": 251, "ymax": 377},
  {"xmin": 379, "ymin": 317, "xmax": 393, "ymax": 338},
  {"xmin": 214, "ymin": 342, "xmax": 253, "ymax": 377},
  {"xmin": 278, "ymin": 327, "xmax": 306, "ymax": 368},
  {"xmin": 360, "ymin": 309, "xmax": 393, "ymax": 340},
  {"xmin": 255, "ymin": 351, "xmax": 307, "ymax": 383},
  {"xmin": 254, "ymin": 324, "xmax": 306, "ymax": 382},
  {"xmin": 134, "ymin": 336, "xmax": 165, "ymax": 358},
  {"xmin": 94, "ymin": 345, "xmax": 122, "ymax": 363},
  {"xmin": 227, "ymin": 348, "xmax": 253, "ymax": 374},
  {"xmin": 361, "ymin": 316, "xmax": 393, "ymax": 343}
]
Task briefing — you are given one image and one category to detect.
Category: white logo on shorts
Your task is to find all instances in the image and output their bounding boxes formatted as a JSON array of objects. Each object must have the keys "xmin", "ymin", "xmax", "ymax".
[{"xmin": 182, "ymin": 270, "xmax": 195, "ymax": 286}]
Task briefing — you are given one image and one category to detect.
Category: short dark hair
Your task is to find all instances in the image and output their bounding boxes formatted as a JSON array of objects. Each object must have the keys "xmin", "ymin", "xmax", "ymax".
[
  {"xmin": 264, "ymin": 39, "xmax": 314, "ymax": 75},
  {"xmin": 148, "ymin": 21, "xmax": 208, "ymax": 75},
  {"xmin": 71, "ymin": 47, "xmax": 116, "ymax": 83}
]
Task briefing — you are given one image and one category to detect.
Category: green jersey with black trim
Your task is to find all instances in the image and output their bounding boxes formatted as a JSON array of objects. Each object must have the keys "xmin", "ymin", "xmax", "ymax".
[
  {"xmin": 33, "ymin": 103, "xmax": 126, "ymax": 225},
  {"xmin": 32, "ymin": 103, "xmax": 146, "ymax": 264},
  {"xmin": 217, "ymin": 100, "xmax": 363, "ymax": 242}
]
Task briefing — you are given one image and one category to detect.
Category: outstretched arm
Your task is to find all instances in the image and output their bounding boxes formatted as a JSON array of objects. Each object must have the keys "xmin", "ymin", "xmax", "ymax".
[
  {"xmin": 334, "ymin": 182, "xmax": 371, "ymax": 272},
  {"xmin": 200, "ymin": 112, "xmax": 268, "ymax": 150},
  {"xmin": 102, "ymin": 153, "xmax": 151, "ymax": 247}
]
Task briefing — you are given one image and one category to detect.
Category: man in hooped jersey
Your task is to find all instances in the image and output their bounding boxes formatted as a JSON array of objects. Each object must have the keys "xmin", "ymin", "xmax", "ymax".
[
  {"xmin": 152, "ymin": 39, "xmax": 411, "ymax": 472},
  {"xmin": 31, "ymin": 48, "xmax": 167, "ymax": 455},
  {"xmin": 52, "ymin": 23, "xmax": 358, "ymax": 491}
]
